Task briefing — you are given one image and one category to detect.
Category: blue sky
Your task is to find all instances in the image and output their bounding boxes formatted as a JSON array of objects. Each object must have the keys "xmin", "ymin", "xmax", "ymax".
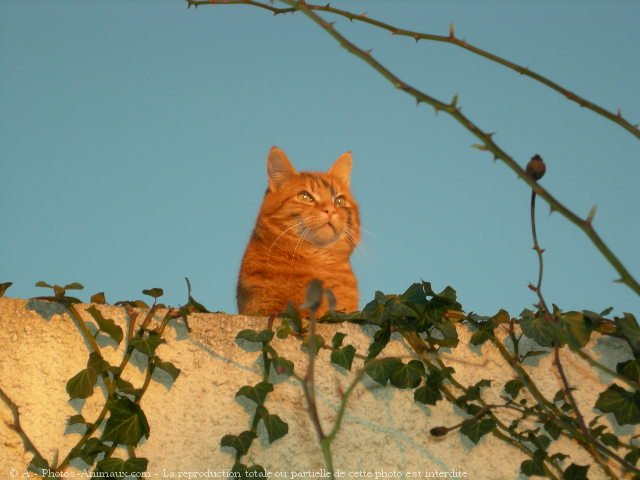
[{"xmin": 1, "ymin": 0, "xmax": 639, "ymax": 318}]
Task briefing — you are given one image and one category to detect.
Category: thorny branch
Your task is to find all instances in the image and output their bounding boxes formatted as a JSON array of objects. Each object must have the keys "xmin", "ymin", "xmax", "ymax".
[{"xmin": 187, "ymin": 0, "xmax": 640, "ymax": 298}]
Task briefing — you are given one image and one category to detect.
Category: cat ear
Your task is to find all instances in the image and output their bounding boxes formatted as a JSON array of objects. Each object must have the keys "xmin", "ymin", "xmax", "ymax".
[
  {"xmin": 267, "ymin": 146, "xmax": 297, "ymax": 190},
  {"xmin": 328, "ymin": 151, "xmax": 352, "ymax": 187}
]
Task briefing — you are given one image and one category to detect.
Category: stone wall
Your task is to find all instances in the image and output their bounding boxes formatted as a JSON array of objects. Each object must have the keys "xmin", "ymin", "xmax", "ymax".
[{"xmin": 0, "ymin": 297, "xmax": 630, "ymax": 479}]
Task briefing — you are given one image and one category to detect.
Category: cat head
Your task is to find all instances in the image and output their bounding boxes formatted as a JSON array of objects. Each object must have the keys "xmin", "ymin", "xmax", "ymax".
[{"xmin": 259, "ymin": 146, "xmax": 360, "ymax": 250}]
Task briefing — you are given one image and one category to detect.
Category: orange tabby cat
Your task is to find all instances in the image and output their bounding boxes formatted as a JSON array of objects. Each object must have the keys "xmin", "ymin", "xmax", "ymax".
[{"xmin": 237, "ymin": 146, "xmax": 360, "ymax": 316}]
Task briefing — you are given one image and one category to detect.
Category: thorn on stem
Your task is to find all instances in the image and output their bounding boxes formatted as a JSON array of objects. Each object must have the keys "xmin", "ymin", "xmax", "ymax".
[{"xmin": 586, "ymin": 205, "xmax": 597, "ymax": 226}]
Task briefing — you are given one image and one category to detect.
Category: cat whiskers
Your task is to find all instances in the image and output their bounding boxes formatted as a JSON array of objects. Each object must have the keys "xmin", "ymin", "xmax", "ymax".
[{"xmin": 266, "ymin": 219, "xmax": 306, "ymax": 272}]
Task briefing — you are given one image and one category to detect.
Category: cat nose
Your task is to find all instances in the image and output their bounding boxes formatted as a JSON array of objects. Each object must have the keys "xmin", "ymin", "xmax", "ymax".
[{"xmin": 323, "ymin": 206, "xmax": 336, "ymax": 220}]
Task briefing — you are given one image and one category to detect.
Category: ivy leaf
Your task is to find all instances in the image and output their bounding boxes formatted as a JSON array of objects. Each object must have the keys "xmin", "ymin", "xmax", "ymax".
[
  {"xmin": 0, "ymin": 282, "xmax": 12, "ymax": 297},
  {"xmin": 470, "ymin": 330, "xmax": 490, "ymax": 346},
  {"xmin": 414, "ymin": 383, "xmax": 442, "ymax": 406},
  {"xmin": 90, "ymin": 292, "xmax": 107, "ymax": 304},
  {"xmin": 235, "ymin": 382, "xmax": 274, "ymax": 405},
  {"xmin": 272, "ymin": 357, "xmax": 294, "ymax": 377},
  {"xmin": 258, "ymin": 406, "xmax": 288, "ymax": 443},
  {"xmin": 116, "ymin": 377, "xmax": 140, "ymax": 396},
  {"xmin": 95, "ymin": 457, "xmax": 148, "ymax": 477},
  {"xmin": 563, "ymin": 463, "xmax": 589, "ymax": 480},
  {"xmin": 236, "ymin": 329, "xmax": 274, "ymax": 344},
  {"xmin": 231, "ymin": 463, "xmax": 266, "ymax": 480},
  {"xmin": 153, "ymin": 356, "xmax": 181, "ymax": 382},
  {"xmin": 283, "ymin": 303, "xmax": 303, "ymax": 333},
  {"xmin": 332, "ymin": 332, "xmax": 347, "ymax": 349},
  {"xmin": 366, "ymin": 358, "xmax": 402, "ymax": 386},
  {"xmin": 595, "ymin": 384, "xmax": 640, "ymax": 425},
  {"xmin": 616, "ymin": 313, "xmax": 640, "ymax": 354},
  {"xmin": 66, "ymin": 368, "xmax": 97, "ymax": 399},
  {"xmin": 617, "ymin": 358, "xmax": 640, "ymax": 383},
  {"xmin": 130, "ymin": 332, "xmax": 166, "ymax": 357},
  {"xmin": 102, "ymin": 397, "xmax": 150, "ymax": 445},
  {"xmin": 558, "ymin": 311, "xmax": 592, "ymax": 349},
  {"xmin": 142, "ymin": 288, "xmax": 164, "ymax": 299},
  {"xmin": 504, "ymin": 379, "xmax": 524, "ymax": 399},
  {"xmin": 367, "ymin": 324, "xmax": 391, "ymax": 359},
  {"xmin": 67, "ymin": 414, "xmax": 87, "ymax": 426},
  {"xmin": 302, "ymin": 279, "xmax": 324, "ymax": 312},
  {"xmin": 66, "ymin": 352, "xmax": 109, "ymax": 399},
  {"xmin": 331, "ymin": 345, "xmax": 356, "ymax": 371},
  {"xmin": 221, "ymin": 431, "xmax": 257, "ymax": 456},
  {"xmin": 69, "ymin": 438, "xmax": 109, "ymax": 465},
  {"xmin": 625, "ymin": 447, "xmax": 640, "ymax": 466},
  {"xmin": 460, "ymin": 418, "xmax": 495, "ymax": 444},
  {"xmin": 302, "ymin": 334, "xmax": 325, "ymax": 356},
  {"xmin": 520, "ymin": 449, "xmax": 546, "ymax": 477},
  {"xmin": 519, "ymin": 310, "xmax": 563, "ymax": 347},
  {"xmin": 86, "ymin": 305, "xmax": 123, "ymax": 345},
  {"xmin": 390, "ymin": 360, "xmax": 425, "ymax": 389},
  {"xmin": 543, "ymin": 419, "xmax": 561, "ymax": 440}
]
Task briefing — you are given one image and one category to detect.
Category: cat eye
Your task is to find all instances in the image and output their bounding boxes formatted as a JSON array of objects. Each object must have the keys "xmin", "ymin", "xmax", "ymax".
[
  {"xmin": 297, "ymin": 191, "xmax": 315, "ymax": 203},
  {"xmin": 334, "ymin": 196, "xmax": 347, "ymax": 208}
]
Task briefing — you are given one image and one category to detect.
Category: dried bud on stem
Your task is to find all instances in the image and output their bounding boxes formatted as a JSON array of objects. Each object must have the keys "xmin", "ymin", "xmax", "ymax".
[{"xmin": 526, "ymin": 154, "xmax": 546, "ymax": 181}]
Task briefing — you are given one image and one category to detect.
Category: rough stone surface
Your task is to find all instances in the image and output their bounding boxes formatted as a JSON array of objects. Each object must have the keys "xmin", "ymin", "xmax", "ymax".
[{"xmin": 0, "ymin": 297, "xmax": 632, "ymax": 479}]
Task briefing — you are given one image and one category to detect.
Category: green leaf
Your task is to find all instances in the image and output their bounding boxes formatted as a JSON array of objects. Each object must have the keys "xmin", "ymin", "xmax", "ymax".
[
  {"xmin": 153, "ymin": 356, "xmax": 181, "ymax": 381},
  {"xmin": 116, "ymin": 377, "xmax": 139, "ymax": 396},
  {"xmin": 558, "ymin": 311, "xmax": 592, "ymax": 349},
  {"xmin": 130, "ymin": 332, "xmax": 166, "ymax": 357},
  {"xmin": 544, "ymin": 419, "xmax": 561, "ymax": 440},
  {"xmin": 272, "ymin": 357, "xmax": 294, "ymax": 377},
  {"xmin": 504, "ymin": 379, "xmax": 524, "ymax": 399},
  {"xmin": 258, "ymin": 406, "xmax": 288, "ymax": 443},
  {"xmin": 302, "ymin": 279, "xmax": 324, "ymax": 311},
  {"xmin": 366, "ymin": 357, "xmax": 402, "ymax": 386},
  {"xmin": 520, "ymin": 449, "xmax": 546, "ymax": 477},
  {"xmin": 235, "ymin": 382, "xmax": 274, "ymax": 405},
  {"xmin": 283, "ymin": 303, "xmax": 303, "ymax": 333},
  {"xmin": 302, "ymin": 334, "xmax": 325, "ymax": 356},
  {"xmin": 86, "ymin": 305, "xmax": 123, "ymax": 345},
  {"xmin": 142, "ymin": 288, "xmax": 164, "ymax": 299},
  {"xmin": 95, "ymin": 457, "xmax": 148, "ymax": 477},
  {"xmin": 367, "ymin": 325, "xmax": 391, "ymax": 359},
  {"xmin": 414, "ymin": 383, "xmax": 442, "ymax": 405},
  {"xmin": 595, "ymin": 384, "xmax": 640, "ymax": 425},
  {"xmin": 67, "ymin": 414, "xmax": 87, "ymax": 426},
  {"xmin": 460, "ymin": 418, "xmax": 496, "ymax": 444},
  {"xmin": 66, "ymin": 352, "xmax": 108, "ymax": 399},
  {"xmin": 221, "ymin": 431, "xmax": 257, "ymax": 455},
  {"xmin": 519, "ymin": 310, "xmax": 563, "ymax": 347},
  {"xmin": 470, "ymin": 330, "xmax": 490, "ymax": 346},
  {"xmin": 69, "ymin": 438, "xmax": 109, "ymax": 465},
  {"xmin": 90, "ymin": 292, "xmax": 107, "ymax": 304},
  {"xmin": 331, "ymin": 345, "xmax": 356, "ymax": 371},
  {"xmin": 617, "ymin": 358, "xmax": 640, "ymax": 382},
  {"xmin": 0, "ymin": 282, "xmax": 12, "ymax": 297},
  {"xmin": 102, "ymin": 397, "xmax": 150, "ymax": 445},
  {"xmin": 331, "ymin": 332, "xmax": 347, "ymax": 349},
  {"xmin": 625, "ymin": 447, "xmax": 640, "ymax": 466},
  {"xmin": 236, "ymin": 329, "xmax": 274, "ymax": 344},
  {"xmin": 616, "ymin": 313, "xmax": 640, "ymax": 354},
  {"xmin": 390, "ymin": 360, "xmax": 425, "ymax": 389},
  {"xmin": 66, "ymin": 368, "xmax": 97, "ymax": 399},
  {"xmin": 563, "ymin": 463, "xmax": 589, "ymax": 480},
  {"xmin": 231, "ymin": 463, "xmax": 266, "ymax": 480},
  {"xmin": 65, "ymin": 282, "xmax": 84, "ymax": 291}
]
